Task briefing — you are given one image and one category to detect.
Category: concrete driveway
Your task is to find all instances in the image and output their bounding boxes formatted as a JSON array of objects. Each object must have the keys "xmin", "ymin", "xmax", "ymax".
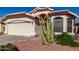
[{"xmin": 0, "ymin": 35, "xmax": 31, "ymax": 45}]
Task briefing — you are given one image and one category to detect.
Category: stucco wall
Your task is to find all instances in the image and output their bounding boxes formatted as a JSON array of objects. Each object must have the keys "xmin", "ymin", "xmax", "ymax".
[
  {"xmin": 0, "ymin": 23, "xmax": 5, "ymax": 34},
  {"xmin": 0, "ymin": 24, "xmax": 2, "ymax": 32},
  {"xmin": 35, "ymin": 20, "xmax": 41, "ymax": 36}
]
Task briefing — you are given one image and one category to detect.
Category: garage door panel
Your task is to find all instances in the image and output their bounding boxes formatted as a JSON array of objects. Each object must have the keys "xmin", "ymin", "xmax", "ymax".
[{"xmin": 5, "ymin": 22, "xmax": 35, "ymax": 36}]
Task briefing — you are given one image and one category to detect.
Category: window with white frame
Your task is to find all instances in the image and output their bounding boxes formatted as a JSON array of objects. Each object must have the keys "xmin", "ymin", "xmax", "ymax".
[{"xmin": 53, "ymin": 17, "xmax": 63, "ymax": 32}]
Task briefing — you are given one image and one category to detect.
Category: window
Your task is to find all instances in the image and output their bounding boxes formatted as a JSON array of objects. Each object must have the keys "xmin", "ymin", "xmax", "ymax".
[
  {"xmin": 53, "ymin": 17, "xmax": 63, "ymax": 32},
  {"xmin": 67, "ymin": 19, "xmax": 72, "ymax": 32}
]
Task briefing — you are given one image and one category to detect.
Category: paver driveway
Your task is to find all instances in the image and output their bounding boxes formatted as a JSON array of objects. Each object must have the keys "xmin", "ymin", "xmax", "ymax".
[{"xmin": 0, "ymin": 35, "xmax": 32, "ymax": 45}]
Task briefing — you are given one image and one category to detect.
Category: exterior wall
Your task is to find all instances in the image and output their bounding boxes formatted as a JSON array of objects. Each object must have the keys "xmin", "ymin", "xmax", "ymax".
[
  {"xmin": 0, "ymin": 23, "xmax": 5, "ymax": 34},
  {"xmin": 4, "ymin": 17, "xmax": 36, "ymax": 36},
  {"xmin": 75, "ymin": 25, "xmax": 78, "ymax": 33},
  {"xmin": 71, "ymin": 19, "xmax": 75, "ymax": 34},
  {"xmin": 0, "ymin": 24, "xmax": 2, "ymax": 32},
  {"xmin": 35, "ymin": 20, "xmax": 41, "ymax": 36},
  {"xmin": 51, "ymin": 15, "xmax": 75, "ymax": 35}
]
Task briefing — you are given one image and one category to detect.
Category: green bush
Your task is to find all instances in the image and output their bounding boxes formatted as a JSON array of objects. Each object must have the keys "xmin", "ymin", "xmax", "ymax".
[
  {"xmin": 56, "ymin": 32, "xmax": 79, "ymax": 47},
  {"xmin": 0, "ymin": 43, "xmax": 19, "ymax": 51}
]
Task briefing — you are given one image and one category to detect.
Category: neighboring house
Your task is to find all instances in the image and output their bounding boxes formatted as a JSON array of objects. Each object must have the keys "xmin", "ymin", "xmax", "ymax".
[{"xmin": 0, "ymin": 7, "xmax": 78, "ymax": 36}]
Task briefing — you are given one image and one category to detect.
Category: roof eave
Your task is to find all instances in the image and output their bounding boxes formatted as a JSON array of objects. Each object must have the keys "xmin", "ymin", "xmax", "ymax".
[
  {"xmin": 49, "ymin": 10, "xmax": 78, "ymax": 18},
  {"xmin": 1, "ymin": 12, "xmax": 36, "ymax": 22}
]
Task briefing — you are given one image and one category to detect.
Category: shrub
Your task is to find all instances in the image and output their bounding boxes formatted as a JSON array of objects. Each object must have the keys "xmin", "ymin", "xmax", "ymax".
[
  {"xmin": 56, "ymin": 32, "xmax": 79, "ymax": 47},
  {"xmin": 56, "ymin": 32, "xmax": 73, "ymax": 45},
  {"xmin": 0, "ymin": 43, "xmax": 19, "ymax": 51}
]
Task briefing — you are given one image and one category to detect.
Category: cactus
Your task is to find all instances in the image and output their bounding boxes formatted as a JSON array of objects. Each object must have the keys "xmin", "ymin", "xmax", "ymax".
[
  {"xmin": 38, "ymin": 14, "xmax": 54, "ymax": 45},
  {"xmin": 47, "ymin": 15, "xmax": 54, "ymax": 43}
]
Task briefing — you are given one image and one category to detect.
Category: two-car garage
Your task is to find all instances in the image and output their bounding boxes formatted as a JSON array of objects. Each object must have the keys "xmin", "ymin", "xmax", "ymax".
[
  {"xmin": 4, "ymin": 21, "xmax": 35, "ymax": 36},
  {"xmin": 1, "ymin": 13, "xmax": 36, "ymax": 37}
]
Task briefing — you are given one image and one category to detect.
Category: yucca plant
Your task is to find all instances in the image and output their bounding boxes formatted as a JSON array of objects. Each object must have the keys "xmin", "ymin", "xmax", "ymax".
[{"xmin": 38, "ymin": 14, "xmax": 54, "ymax": 45}]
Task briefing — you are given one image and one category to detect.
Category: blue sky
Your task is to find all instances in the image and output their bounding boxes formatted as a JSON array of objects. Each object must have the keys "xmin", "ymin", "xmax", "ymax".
[{"xmin": 0, "ymin": 7, "xmax": 79, "ymax": 22}]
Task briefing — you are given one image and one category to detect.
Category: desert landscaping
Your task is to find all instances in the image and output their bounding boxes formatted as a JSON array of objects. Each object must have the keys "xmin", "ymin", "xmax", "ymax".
[{"xmin": 0, "ymin": 7, "xmax": 79, "ymax": 51}]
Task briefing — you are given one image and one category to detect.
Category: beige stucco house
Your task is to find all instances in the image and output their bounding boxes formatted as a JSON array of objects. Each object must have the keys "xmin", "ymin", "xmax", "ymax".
[{"xmin": 0, "ymin": 7, "xmax": 78, "ymax": 36}]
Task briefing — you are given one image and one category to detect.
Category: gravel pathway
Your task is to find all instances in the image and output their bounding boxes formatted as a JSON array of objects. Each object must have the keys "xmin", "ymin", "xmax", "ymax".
[
  {"xmin": 15, "ymin": 39, "xmax": 79, "ymax": 51},
  {"xmin": 0, "ymin": 35, "xmax": 31, "ymax": 45}
]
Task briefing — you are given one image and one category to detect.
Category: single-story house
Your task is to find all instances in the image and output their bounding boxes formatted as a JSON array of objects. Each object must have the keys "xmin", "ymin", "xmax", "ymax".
[{"xmin": 0, "ymin": 7, "xmax": 78, "ymax": 36}]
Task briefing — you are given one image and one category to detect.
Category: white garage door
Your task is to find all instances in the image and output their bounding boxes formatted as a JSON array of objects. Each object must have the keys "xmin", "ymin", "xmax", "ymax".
[{"xmin": 4, "ymin": 22, "xmax": 35, "ymax": 36}]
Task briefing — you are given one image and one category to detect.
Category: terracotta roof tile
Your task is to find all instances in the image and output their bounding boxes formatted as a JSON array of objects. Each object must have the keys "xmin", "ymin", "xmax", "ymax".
[
  {"xmin": 49, "ymin": 10, "xmax": 78, "ymax": 18},
  {"xmin": 30, "ymin": 7, "xmax": 53, "ymax": 14},
  {"xmin": 1, "ymin": 12, "xmax": 36, "ymax": 22}
]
